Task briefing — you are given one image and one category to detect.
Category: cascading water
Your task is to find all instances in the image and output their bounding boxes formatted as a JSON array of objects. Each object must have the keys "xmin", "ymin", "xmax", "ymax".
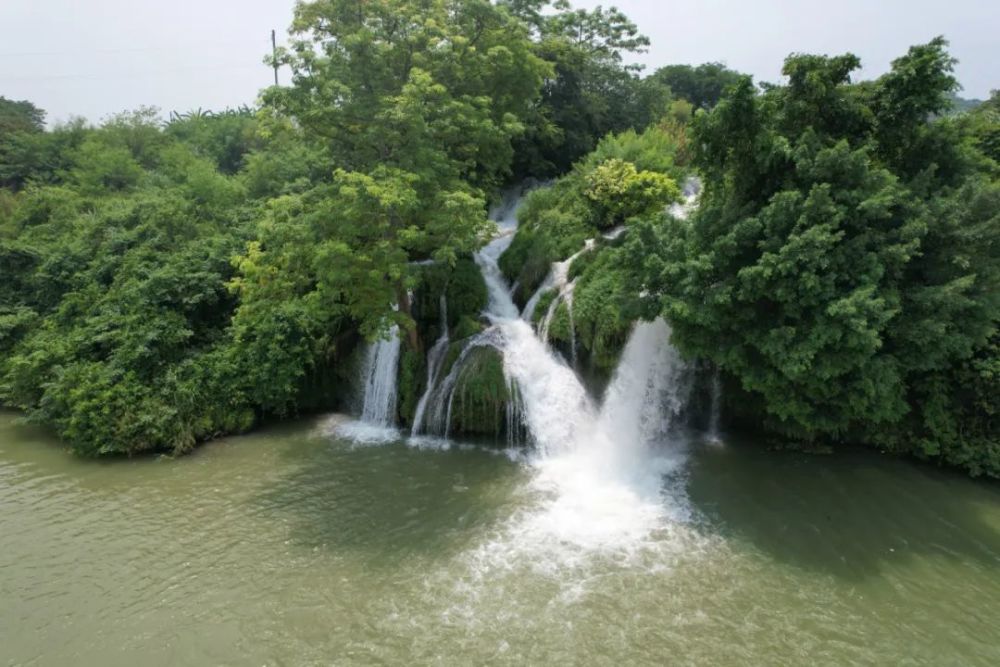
[
  {"xmin": 707, "ymin": 370, "xmax": 723, "ymax": 444},
  {"xmin": 411, "ymin": 295, "xmax": 449, "ymax": 436},
  {"xmin": 535, "ymin": 246, "xmax": 588, "ymax": 338},
  {"xmin": 333, "ymin": 320, "xmax": 402, "ymax": 443},
  {"xmin": 423, "ymin": 183, "xmax": 698, "ymax": 459},
  {"xmin": 445, "ymin": 315, "xmax": 687, "ymax": 565},
  {"xmin": 472, "ymin": 185, "xmax": 700, "ymax": 551},
  {"xmin": 598, "ymin": 319, "xmax": 691, "ymax": 451},
  {"xmin": 360, "ymin": 325, "xmax": 401, "ymax": 426},
  {"xmin": 418, "ymin": 185, "xmax": 531, "ymax": 437},
  {"xmin": 341, "ymin": 179, "xmax": 703, "ymax": 553},
  {"xmin": 521, "ymin": 273, "xmax": 553, "ymax": 322},
  {"xmin": 670, "ymin": 176, "xmax": 702, "ymax": 221}
]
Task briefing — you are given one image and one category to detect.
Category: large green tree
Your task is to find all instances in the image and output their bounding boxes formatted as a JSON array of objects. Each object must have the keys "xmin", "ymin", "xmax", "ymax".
[
  {"xmin": 630, "ymin": 39, "xmax": 1000, "ymax": 475},
  {"xmin": 0, "ymin": 97, "xmax": 45, "ymax": 136},
  {"xmin": 650, "ymin": 62, "xmax": 743, "ymax": 110},
  {"xmin": 258, "ymin": 0, "xmax": 549, "ymax": 344},
  {"xmin": 0, "ymin": 98, "xmax": 57, "ymax": 190},
  {"xmin": 503, "ymin": 0, "xmax": 670, "ymax": 176}
]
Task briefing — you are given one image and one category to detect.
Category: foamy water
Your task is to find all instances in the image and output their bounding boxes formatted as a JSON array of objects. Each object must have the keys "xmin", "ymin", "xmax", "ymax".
[{"xmin": 340, "ymin": 184, "xmax": 705, "ymax": 566}]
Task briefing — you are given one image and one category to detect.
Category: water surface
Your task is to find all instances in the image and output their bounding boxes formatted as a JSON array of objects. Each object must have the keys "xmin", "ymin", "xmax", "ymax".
[{"xmin": 2, "ymin": 411, "xmax": 999, "ymax": 665}]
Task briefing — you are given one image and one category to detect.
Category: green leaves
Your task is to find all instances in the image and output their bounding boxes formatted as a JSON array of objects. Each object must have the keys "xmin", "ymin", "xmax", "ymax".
[
  {"xmin": 632, "ymin": 39, "xmax": 1000, "ymax": 474},
  {"xmin": 0, "ymin": 110, "xmax": 263, "ymax": 456},
  {"xmin": 584, "ymin": 158, "xmax": 680, "ymax": 228},
  {"xmin": 651, "ymin": 63, "xmax": 743, "ymax": 110},
  {"xmin": 0, "ymin": 97, "xmax": 45, "ymax": 135}
]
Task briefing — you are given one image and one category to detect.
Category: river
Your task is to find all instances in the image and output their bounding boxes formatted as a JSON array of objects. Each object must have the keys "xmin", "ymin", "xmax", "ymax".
[{"xmin": 2, "ymin": 410, "xmax": 999, "ymax": 666}]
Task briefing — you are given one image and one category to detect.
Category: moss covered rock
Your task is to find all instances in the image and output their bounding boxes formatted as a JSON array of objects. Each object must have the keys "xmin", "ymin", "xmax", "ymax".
[
  {"xmin": 548, "ymin": 301, "xmax": 573, "ymax": 344},
  {"xmin": 571, "ymin": 248, "xmax": 635, "ymax": 378},
  {"xmin": 452, "ymin": 315, "xmax": 484, "ymax": 341},
  {"xmin": 396, "ymin": 344, "xmax": 425, "ymax": 427},
  {"xmin": 413, "ymin": 257, "xmax": 488, "ymax": 332},
  {"xmin": 448, "ymin": 346, "xmax": 510, "ymax": 439},
  {"xmin": 530, "ymin": 289, "xmax": 557, "ymax": 326}
]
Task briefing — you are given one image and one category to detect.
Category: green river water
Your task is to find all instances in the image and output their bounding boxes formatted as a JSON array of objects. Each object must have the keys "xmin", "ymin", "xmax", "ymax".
[{"xmin": 2, "ymin": 410, "xmax": 999, "ymax": 666}]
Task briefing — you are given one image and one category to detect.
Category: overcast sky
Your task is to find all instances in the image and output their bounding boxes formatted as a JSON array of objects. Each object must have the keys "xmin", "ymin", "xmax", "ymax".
[{"xmin": 1, "ymin": 0, "xmax": 996, "ymax": 125}]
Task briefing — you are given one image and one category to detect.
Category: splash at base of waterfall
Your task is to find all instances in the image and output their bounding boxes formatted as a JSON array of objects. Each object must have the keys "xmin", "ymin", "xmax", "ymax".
[
  {"xmin": 490, "ymin": 317, "xmax": 696, "ymax": 556},
  {"xmin": 333, "ymin": 182, "xmax": 708, "ymax": 563},
  {"xmin": 335, "ymin": 321, "xmax": 402, "ymax": 443}
]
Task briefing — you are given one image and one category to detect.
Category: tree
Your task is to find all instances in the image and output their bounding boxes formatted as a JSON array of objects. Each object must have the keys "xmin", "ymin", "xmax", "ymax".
[
  {"xmin": 629, "ymin": 39, "xmax": 1000, "ymax": 476},
  {"xmin": 0, "ymin": 97, "xmax": 45, "ymax": 136},
  {"xmin": 165, "ymin": 107, "xmax": 262, "ymax": 175},
  {"xmin": 584, "ymin": 158, "xmax": 679, "ymax": 228},
  {"xmin": 965, "ymin": 90, "xmax": 1000, "ymax": 163},
  {"xmin": 260, "ymin": 0, "xmax": 550, "ymax": 344},
  {"xmin": 0, "ymin": 98, "xmax": 54, "ymax": 190},
  {"xmin": 506, "ymin": 0, "xmax": 670, "ymax": 177},
  {"xmin": 651, "ymin": 62, "xmax": 744, "ymax": 109}
]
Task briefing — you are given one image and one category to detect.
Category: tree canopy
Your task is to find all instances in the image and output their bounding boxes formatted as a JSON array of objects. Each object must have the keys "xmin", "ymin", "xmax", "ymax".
[
  {"xmin": 650, "ymin": 62, "xmax": 744, "ymax": 110},
  {"xmin": 629, "ymin": 38, "xmax": 1000, "ymax": 476}
]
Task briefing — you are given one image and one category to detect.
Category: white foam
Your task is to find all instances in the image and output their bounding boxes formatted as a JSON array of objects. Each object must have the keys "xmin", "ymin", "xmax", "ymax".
[{"xmin": 332, "ymin": 420, "xmax": 401, "ymax": 446}]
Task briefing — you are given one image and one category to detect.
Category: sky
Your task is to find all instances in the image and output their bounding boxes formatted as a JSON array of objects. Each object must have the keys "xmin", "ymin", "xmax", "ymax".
[{"xmin": 0, "ymin": 0, "xmax": 996, "ymax": 125}]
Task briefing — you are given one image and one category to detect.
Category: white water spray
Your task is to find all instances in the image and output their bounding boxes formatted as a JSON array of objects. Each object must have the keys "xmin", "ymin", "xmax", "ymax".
[
  {"xmin": 466, "ymin": 189, "xmax": 697, "ymax": 551},
  {"xmin": 360, "ymin": 325, "xmax": 401, "ymax": 426},
  {"xmin": 411, "ymin": 295, "xmax": 450, "ymax": 436},
  {"xmin": 669, "ymin": 176, "xmax": 702, "ymax": 221},
  {"xmin": 495, "ymin": 317, "xmax": 694, "ymax": 555},
  {"xmin": 340, "ymin": 181, "xmax": 703, "ymax": 556},
  {"xmin": 336, "ymin": 319, "xmax": 403, "ymax": 443},
  {"xmin": 707, "ymin": 369, "xmax": 723, "ymax": 444}
]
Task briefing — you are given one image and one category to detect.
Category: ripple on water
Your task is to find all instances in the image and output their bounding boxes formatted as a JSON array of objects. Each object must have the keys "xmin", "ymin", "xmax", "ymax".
[{"xmin": 6, "ymin": 410, "xmax": 1000, "ymax": 666}]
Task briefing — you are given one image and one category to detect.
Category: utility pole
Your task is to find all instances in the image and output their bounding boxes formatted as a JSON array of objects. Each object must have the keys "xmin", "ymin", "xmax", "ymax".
[{"xmin": 271, "ymin": 29, "xmax": 279, "ymax": 86}]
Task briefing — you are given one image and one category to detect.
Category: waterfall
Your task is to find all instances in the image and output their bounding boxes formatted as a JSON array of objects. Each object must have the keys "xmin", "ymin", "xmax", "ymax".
[
  {"xmin": 521, "ymin": 273, "xmax": 553, "ymax": 322},
  {"xmin": 476, "ymin": 241, "xmax": 519, "ymax": 320},
  {"xmin": 334, "ymin": 179, "xmax": 703, "ymax": 552},
  {"xmin": 411, "ymin": 295, "xmax": 449, "ymax": 436},
  {"xmin": 448, "ymin": 185, "xmax": 696, "ymax": 465},
  {"xmin": 359, "ymin": 325, "xmax": 402, "ymax": 427},
  {"xmin": 707, "ymin": 370, "xmax": 723, "ymax": 443},
  {"xmin": 539, "ymin": 293, "xmax": 559, "ymax": 342},
  {"xmin": 498, "ymin": 318, "xmax": 598, "ymax": 455},
  {"xmin": 597, "ymin": 319, "xmax": 692, "ymax": 459},
  {"xmin": 465, "ymin": 186, "xmax": 701, "ymax": 550},
  {"xmin": 522, "ymin": 243, "xmax": 590, "ymax": 325},
  {"xmin": 669, "ymin": 176, "xmax": 702, "ymax": 221},
  {"xmin": 499, "ymin": 316, "xmax": 694, "ymax": 553}
]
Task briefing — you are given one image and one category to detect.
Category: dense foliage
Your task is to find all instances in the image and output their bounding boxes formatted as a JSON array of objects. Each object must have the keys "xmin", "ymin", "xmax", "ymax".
[
  {"xmin": 650, "ymin": 63, "xmax": 744, "ymax": 110},
  {"xmin": 1, "ymin": 0, "xmax": 995, "ymax": 477},
  {"xmin": 0, "ymin": 0, "xmax": 667, "ymax": 456},
  {"xmin": 501, "ymin": 0, "xmax": 672, "ymax": 177},
  {"xmin": 501, "ymin": 122, "xmax": 687, "ymax": 375},
  {"xmin": 629, "ymin": 39, "xmax": 1000, "ymax": 476},
  {"xmin": 0, "ymin": 110, "xmax": 269, "ymax": 454}
]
